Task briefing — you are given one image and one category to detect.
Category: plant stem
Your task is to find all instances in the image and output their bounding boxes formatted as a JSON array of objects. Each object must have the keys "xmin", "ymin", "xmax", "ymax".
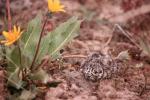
[
  {"xmin": 6, "ymin": 0, "xmax": 12, "ymax": 31},
  {"xmin": 63, "ymin": 55, "xmax": 87, "ymax": 58},
  {"xmin": 115, "ymin": 24, "xmax": 142, "ymax": 50},
  {"xmin": 30, "ymin": 16, "xmax": 48, "ymax": 72}
]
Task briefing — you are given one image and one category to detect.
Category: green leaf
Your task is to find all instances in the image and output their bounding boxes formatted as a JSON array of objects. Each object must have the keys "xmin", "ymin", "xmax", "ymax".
[
  {"xmin": 19, "ymin": 90, "xmax": 37, "ymax": 100},
  {"xmin": 7, "ymin": 68, "xmax": 23, "ymax": 89},
  {"xmin": 6, "ymin": 46, "xmax": 21, "ymax": 72},
  {"xmin": 37, "ymin": 16, "xmax": 81, "ymax": 61},
  {"xmin": 21, "ymin": 14, "xmax": 42, "ymax": 64},
  {"xmin": 29, "ymin": 68, "xmax": 49, "ymax": 83},
  {"xmin": 0, "ymin": 47, "xmax": 23, "ymax": 89}
]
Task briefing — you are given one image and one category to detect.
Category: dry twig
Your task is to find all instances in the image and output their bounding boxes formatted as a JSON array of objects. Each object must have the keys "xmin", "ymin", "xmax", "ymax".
[
  {"xmin": 109, "ymin": 4, "xmax": 150, "ymax": 23},
  {"xmin": 6, "ymin": 0, "xmax": 12, "ymax": 31}
]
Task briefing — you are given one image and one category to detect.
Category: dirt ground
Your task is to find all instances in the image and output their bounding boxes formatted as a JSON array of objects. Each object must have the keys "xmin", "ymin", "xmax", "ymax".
[{"xmin": 1, "ymin": 0, "xmax": 150, "ymax": 100}]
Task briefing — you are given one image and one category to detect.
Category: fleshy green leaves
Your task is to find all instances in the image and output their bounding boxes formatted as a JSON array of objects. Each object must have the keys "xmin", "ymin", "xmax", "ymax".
[
  {"xmin": 21, "ymin": 14, "xmax": 42, "ymax": 62},
  {"xmin": 6, "ymin": 46, "xmax": 21, "ymax": 72},
  {"xmin": 21, "ymin": 15, "xmax": 81, "ymax": 66},
  {"xmin": 29, "ymin": 68, "xmax": 49, "ymax": 83},
  {"xmin": 7, "ymin": 67, "xmax": 23, "ymax": 89},
  {"xmin": 38, "ymin": 16, "xmax": 81, "ymax": 61},
  {"xmin": 4, "ymin": 14, "xmax": 81, "ymax": 90},
  {"xmin": 48, "ymin": 17, "xmax": 81, "ymax": 57}
]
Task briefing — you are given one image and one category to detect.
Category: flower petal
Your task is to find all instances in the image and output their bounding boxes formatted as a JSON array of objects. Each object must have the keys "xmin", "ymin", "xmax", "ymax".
[
  {"xmin": 0, "ymin": 40, "xmax": 7, "ymax": 43},
  {"xmin": 59, "ymin": 8, "xmax": 65, "ymax": 12},
  {"xmin": 5, "ymin": 40, "xmax": 15, "ymax": 46},
  {"xmin": 1, "ymin": 25, "xmax": 23, "ymax": 46},
  {"xmin": 54, "ymin": 0, "xmax": 60, "ymax": 5},
  {"xmin": 48, "ymin": 0, "xmax": 53, "ymax": 9},
  {"xmin": 14, "ymin": 25, "xmax": 17, "ymax": 33},
  {"xmin": 2, "ymin": 31, "xmax": 10, "ymax": 39},
  {"xmin": 48, "ymin": 0, "xmax": 65, "ymax": 12},
  {"xmin": 18, "ymin": 26, "xmax": 21, "ymax": 33}
]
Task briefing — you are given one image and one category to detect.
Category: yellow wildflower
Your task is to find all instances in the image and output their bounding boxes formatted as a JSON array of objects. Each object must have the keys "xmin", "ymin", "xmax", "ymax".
[
  {"xmin": 1, "ymin": 26, "xmax": 23, "ymax": 46},
  {"xmin": 48, "ymin": 0, "xmax": 65, "ymax": 13}
]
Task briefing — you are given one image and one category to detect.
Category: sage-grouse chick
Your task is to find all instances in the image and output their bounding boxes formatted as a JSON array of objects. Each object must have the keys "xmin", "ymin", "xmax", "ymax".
[{"xmin": 80, "ymin": 52, "xmax": 128, "ymax": 82}]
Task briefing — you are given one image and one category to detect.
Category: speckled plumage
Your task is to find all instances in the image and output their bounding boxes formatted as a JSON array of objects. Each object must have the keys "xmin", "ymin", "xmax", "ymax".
[{"xmin": 80, "ymin": 52, "xmax": 125, "ymax": 82}]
